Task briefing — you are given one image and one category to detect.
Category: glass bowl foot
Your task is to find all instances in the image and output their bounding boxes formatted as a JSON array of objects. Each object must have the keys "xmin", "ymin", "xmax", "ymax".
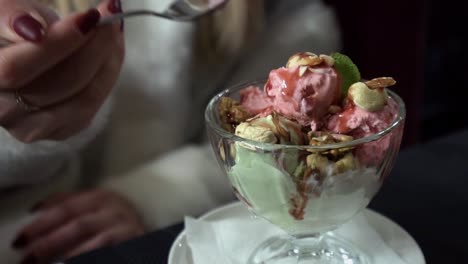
[{"xmin": 248, "ymin": 233, "xmax": 369, "ymax": 264}]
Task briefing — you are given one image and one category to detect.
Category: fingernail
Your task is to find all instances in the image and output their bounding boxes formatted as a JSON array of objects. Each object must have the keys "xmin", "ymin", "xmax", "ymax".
[
  {"xmin": 20, "ymin": 255, "xmax": 37, "ymax": 264},
  {"xmin": 108, "ymin": 0, "xmax": 124, "ymax": 32},
  {"xmin": 12, "ymin": 14, "xmax": 44, "ymax": 42},
  {"xmin": 76, "ymin": 8, "xmax": 101, "ymax": 35},
  {"xmin": 108, "ymin": 0, "xmax": 122, "ymax": 14},
  {"xmin": 11, "ymin": 234, "xmax": 28, "ymax": 249}
]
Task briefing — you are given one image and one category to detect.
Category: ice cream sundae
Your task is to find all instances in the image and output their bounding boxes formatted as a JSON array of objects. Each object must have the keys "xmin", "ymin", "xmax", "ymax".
[{"xmin": 211, "ymin": 52, "xmax": 404, "ymax": 234}]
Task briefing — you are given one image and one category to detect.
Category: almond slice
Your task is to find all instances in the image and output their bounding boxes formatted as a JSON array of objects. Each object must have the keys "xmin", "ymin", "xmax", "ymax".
[
  {"xmin": 299, "ymin": 65, "xmax": 308, "ymax": 77},
  {"xmin": 320, "ymin": 54, "xmax": 335, "ymax": 67},
  {"xmin": 365, "ymin": 77, "xmax": 396, "ymax": 89},
  {"xmin": 286, "ymin": 52, "xmax": 323, "ymax": 68}
]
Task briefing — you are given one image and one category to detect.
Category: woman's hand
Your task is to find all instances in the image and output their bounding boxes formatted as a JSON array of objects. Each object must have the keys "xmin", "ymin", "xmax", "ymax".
[
  {"xmin": 0, "ymin": 0, "xmax": 60, "ymax": 43},
  {"xmin": 0, "ymin": 0, "xmax": 125, "ymax": 142},
  {"xmin": 12, "ymin": 189, "xmax": 145, "ymax": 263}
]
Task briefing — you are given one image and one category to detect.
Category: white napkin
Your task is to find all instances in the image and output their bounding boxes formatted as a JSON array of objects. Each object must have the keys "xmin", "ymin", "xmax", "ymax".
[{"xmin": 185, "ymin": 211, "xmax": 409, "ymax": 264}]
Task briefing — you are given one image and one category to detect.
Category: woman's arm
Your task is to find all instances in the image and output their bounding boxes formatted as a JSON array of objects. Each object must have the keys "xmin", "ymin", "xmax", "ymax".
[{"xmin": 0, "ymin": 0, "xmax": 123, "ymax": 187}]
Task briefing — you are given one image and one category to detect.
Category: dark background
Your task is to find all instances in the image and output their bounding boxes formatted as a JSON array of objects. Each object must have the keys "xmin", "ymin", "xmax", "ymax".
[
  {"xmin": 328, "ymin": 0, "xmax": 468, "ymax": 146},
  {"xmin": 422, "ymin": 1, "xmax": 468, "ymax": 141},
  {"xmin": 367, "ymin": 2, "xmax": 468, "ymax": 263}
]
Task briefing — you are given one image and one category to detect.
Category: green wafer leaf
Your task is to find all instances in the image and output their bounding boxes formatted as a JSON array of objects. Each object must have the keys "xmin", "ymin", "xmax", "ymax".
[{"xmin": 331, "ymin": 52, "xmax": 361, "ymax": 95}]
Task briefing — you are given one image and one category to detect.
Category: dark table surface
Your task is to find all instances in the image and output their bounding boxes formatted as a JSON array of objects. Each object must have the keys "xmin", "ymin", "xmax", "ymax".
[{"xmin": 67, "ymin": 129, "xmax": 468, "ymax": 264}]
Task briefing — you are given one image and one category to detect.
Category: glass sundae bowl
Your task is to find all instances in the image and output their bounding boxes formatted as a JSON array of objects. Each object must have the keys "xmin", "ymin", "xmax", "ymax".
[{"xmin": 205, "ymin": 80, "xmax": 406, "ymax": 264}]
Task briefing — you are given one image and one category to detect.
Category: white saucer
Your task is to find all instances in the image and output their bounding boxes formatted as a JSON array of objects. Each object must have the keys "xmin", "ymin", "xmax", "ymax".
[{"xmin": 168, "ymin": 202, "xmax": 425, "ymax": 264}]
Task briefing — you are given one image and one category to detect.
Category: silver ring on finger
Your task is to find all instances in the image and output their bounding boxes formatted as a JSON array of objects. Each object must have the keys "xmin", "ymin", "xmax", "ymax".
[{"xmin": 14, "ymin": 90, "xmax": 41, "ymax": 112}]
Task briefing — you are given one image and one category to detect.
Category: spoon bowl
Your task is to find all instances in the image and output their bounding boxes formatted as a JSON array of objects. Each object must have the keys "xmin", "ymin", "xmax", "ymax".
[
  {"xmin": 101, "ymin": 0, "xmax": 228, "ymax": 24},
  {"xmin": 0, "ymin": 0, "xmax": 228, "ymax": 47}
]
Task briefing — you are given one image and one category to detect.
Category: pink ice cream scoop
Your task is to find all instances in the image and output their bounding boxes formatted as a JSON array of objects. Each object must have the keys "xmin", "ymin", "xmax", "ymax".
[
  {"xmin": 327, "ymin": 98, "xmax": 398, "ymax": 137},
  {"xmin": 264, "ymin": 65, "xmax": 341, "ymax": 130},
  {"xmin": 327, "ymin": 97, "xmax": 399, "ymax": 166},
  {"xmin": 240, "ymin": 86, "xmax": 273, "ymax": 116}
]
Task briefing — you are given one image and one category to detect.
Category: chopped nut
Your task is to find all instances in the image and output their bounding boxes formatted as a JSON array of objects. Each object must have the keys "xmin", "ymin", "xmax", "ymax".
[
  {"xmin": 231, "ymin": 107, "xmax": 249, "ymax": 122},
  {"xmin": 331, "ymin": 134, "xmax": 354, "ymax": 142},
  {"xmin": 218, "ymin": 142, "xmax": 225, "ymax": 161},
  {"xmin": 365, "ymin": 77, "xmax": 396, "ymax": 89},
  {"xmin": 218, "ymin": 97, "xmax": 251, "ymax": 132},
  {"xmin": 348, "ymin": 82, "xmax": 388, "ymax": 112},
  {"xmin": 251, "ymin": 114, "xmax": 306, "ymax": 145},
  {"xmin": 319, "ymin": 54, "xmax": 335, "ymax": 67},
  {"xmin": 299, "ymin": 65, "xmax": 308, "ymax": 77},
  {"xmin": 218, "ymin": 140, "xmax": 237, "ymax": 161},
  {"xmin": 308, "ymin": 131, "xmax": 354, "ymax": 144},
  {"xmin": 309, "ymin": 135, "xmax": 335, "ymax": 146},
  {"xmin": 307, "ymin": 131, "xmax": 329, "ymax": 139},
  {"xmin": 329, "ymin": 149, "xmax": 340, "ymax": 157},
  {"xmin": 306, "ymin": 131, "xmax": 355, "ymax": 159},
  {"xmin": 335, "ymin": 153, "xmax": 356, "ymax": 173},
  {"xmin": 293, "ymin": 161, "xmax": 306, "ymax": 178},
  {"xmin": 286, "ymin": 54, "xmax": 300, "ymax": 67},
  {"xmin": 235, "ymin": 122, "xmax": 277, "ymax": 143},
  {"xmin": 306, "ymin": 154, "xmax": 330, "ymax": 172},
  {"xmin": 218, "ymin": 141, "xmax": 236, "ymax": 162},
  {"xmin": 286, "ymin": 52, "xmax": 323, "ymax": 68}
]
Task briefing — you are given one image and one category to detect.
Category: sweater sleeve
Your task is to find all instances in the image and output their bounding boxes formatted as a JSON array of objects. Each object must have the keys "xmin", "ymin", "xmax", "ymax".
[
  {"xmin": 101, "ymin": 144, "xmax": 234, "ymax": 230},
  {"xmin": 0, "ymin": 97, "xmax": 113, "ymax": 188}
]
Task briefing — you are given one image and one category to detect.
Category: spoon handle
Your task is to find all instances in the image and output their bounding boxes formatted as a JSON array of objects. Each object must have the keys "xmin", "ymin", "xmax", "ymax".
[
  {"xmin": 98, "ymin": 10, "xmax": 173, "ymax": 25},
  {"xmin": 0, "ymin": 10, "xmax": 173, "ymax": 48}
]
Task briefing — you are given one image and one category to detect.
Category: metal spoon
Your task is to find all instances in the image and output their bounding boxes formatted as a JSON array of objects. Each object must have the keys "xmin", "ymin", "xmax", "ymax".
[
  {"xmin": 0, "ymin": 0, "xmax": 228, "ymax": 47},
  {"xmin": 101, "ymin": 0, "xmax": 228, "ymax": 24}
]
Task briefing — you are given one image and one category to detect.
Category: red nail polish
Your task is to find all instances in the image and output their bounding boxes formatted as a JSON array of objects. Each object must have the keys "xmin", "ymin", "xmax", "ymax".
[
  {"xmin": 108, "ymin": 0, "xmax": 122, "ymax": 14},
  {"xmin": 12, "ymin": 14, "xmax": 44, "ymax": 42},
  {"xmin": 108, "ymin": 0, "xmax": 124, "ymax": 32},
  {"xmin": 12, "ymin": 234, "xmax": 28, "ymax": 249},
  {"xmin": 76, "ymin": 9, "xmax": 101, "ymax": 35}
]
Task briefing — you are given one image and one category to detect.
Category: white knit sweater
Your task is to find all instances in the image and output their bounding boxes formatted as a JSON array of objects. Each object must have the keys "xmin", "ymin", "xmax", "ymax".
[{"xmin": 0, "ymin": 0, "xmax": 340, "ymax": 262}]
